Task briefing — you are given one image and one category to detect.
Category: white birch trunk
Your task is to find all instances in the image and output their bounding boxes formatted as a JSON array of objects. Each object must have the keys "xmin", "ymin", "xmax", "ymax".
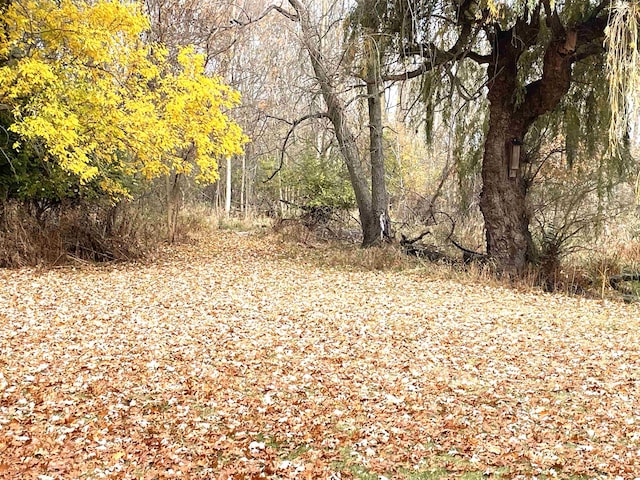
[{"xmin": 225, "ymin": 156, "xmax": 232, "ymax": 216}]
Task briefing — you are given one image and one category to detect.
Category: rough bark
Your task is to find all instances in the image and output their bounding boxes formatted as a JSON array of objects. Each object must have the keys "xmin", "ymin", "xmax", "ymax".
[
  {"xmin": 479, "ymin": 8, "xmax": 607, "ymax": 276},
  {"xmin": 479, "ymin": 105, "xmax": 532, "ymax": 275},
  {"xmin": 479, "ymin": 25, "xmax": 534, "ymax": 275},
  {"xmin": 366, "ymin": 79, "xmax": 389, "ymax": 245}
]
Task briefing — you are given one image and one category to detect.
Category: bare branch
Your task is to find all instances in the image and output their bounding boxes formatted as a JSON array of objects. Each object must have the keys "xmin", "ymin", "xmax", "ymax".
[
  {"xmin": 232, "ymin": 4, "xmax": 298, "ymax": 26},
  {"xmin": 383, "ymin": 14, "xmax": 488, "ymax": 82},
  {"xmin": 264, "ymin": 112, "xmax": 330, "ymax": 183},
  {"xmin": 384, "ymin": 61, "xmax": 434, "ymax": 82}
]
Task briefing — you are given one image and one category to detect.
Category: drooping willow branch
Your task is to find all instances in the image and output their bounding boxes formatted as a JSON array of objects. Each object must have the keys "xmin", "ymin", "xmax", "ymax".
[{"xmin": 605, "ymin": 1, "xmax": 640, "ymax": 155}]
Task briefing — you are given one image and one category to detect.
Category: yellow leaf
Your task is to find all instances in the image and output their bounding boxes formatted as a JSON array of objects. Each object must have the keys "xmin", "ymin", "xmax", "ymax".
[{"xmin": 0, "ymin": 0, "xmax": 247, "ymax": 198}]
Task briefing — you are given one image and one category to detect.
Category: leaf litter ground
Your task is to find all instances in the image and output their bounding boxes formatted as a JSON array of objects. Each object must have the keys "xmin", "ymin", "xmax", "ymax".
[{"xmin": 1, "ymin": 232, "xmax": 639, "ymax": 479}]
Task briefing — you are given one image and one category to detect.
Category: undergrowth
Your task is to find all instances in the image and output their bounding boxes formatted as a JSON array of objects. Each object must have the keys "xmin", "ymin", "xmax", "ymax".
[
  {"xmin": 271, "ymin": 217, "xmax": 640, "ymax": 302},
  {"xmin": 0, "ymin": 201, "xmax": 158, "ymax": 267},
  {"xmin": 4, "ymin": 199, "xmax": 640, "ymax": 304},
  {"xmin": 0, "ymin": 198, "xmax": 276, "ymax": 268}
]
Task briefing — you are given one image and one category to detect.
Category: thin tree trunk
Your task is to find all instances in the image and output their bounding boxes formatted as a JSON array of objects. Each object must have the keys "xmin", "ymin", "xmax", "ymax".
[
  {"xmin": 225, "ymin": 156, "xmax": 232, "ymax": 216},
  {"xmin": 166, "ymin": 172, "xmax": 181, "ymax": 243},
  {"xmin": 215, "ymin": 178, "xmax": 221, "ymax": 213},
  {"xmin": 240, "ymin": 154, "xmax": 246, "ymax": 214},
  {"xmin": 278, "ymin": 172, "xmax": 284, "ymax": 217},
  {"xmin": 244, "ymin": 143, "xmax": 255, "ymax": 218},
  {"xmin": 287, "ymin": 0, "xmax": 374, "ymax": 245}
]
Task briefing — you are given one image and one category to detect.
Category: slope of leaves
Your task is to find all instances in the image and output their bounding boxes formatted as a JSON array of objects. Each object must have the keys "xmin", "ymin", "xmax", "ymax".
[{"xmin": 1, "ymin": 232, "xmax": 639, "ymax": 479}]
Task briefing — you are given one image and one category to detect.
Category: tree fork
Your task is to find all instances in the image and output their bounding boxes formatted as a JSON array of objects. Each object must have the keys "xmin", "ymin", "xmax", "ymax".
[
  {"xmin": 479, "ymin": 5, "xmax": 608, "ymax": 275},
  {"xmin": 285, "ymin": 0, "xmax": 389, "ymax": 246}
]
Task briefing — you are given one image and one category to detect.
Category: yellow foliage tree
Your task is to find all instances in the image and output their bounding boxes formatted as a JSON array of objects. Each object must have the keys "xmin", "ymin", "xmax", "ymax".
[{"xmin": 0, "ymin": 0, "xmax": 247, "ymax": 199}]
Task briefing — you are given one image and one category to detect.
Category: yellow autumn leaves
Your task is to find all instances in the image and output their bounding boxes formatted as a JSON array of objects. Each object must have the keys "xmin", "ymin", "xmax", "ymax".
[{"xmin": 0, "ymin": 0, "xmax": 247, "ymax": 197}]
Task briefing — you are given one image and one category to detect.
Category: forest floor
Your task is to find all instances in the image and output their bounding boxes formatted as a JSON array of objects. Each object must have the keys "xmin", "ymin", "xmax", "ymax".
[{"xmin": 1, "ymin": 231, "xmax": 639, "ymax": 479}]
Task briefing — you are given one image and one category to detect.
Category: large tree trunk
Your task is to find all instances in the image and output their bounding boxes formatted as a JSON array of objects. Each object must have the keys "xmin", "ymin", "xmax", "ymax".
[
  {"xmin": 479, "ymin": 17, "xmax": 582, "ymax": 276},
  {"xmin": 477, "ymin": 26, "xmax": 532, "ymax": 276},
  {"xmin": 479, "ymin": 105, "xmax": 532, "ymax": 275}
]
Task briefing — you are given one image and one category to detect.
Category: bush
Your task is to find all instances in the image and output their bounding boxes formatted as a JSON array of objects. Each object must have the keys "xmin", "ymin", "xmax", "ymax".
[{"xmin": 0, "ymin": 200, "xmax": 162, "ymax": 267}]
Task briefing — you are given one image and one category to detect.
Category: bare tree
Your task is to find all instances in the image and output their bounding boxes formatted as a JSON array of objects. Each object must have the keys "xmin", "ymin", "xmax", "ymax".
[{"xmin": 267, "ymin": 0, "xmax": 391, "ymax": 245}]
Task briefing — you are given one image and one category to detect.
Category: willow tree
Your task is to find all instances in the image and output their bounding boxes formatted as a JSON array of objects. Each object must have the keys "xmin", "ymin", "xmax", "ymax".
[{"xmin": 351, "ymin": 0, "xmax": 639, "ymax": 275}]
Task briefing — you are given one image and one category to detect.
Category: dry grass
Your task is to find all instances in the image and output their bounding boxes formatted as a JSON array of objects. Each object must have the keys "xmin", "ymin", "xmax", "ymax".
[
  {"xmin": 270, "ymin": 221, "xmax": 416, "ymax": 272},
  {"xmin": 0, "ymin": 201, "xmax": 160, "ymax": 268},
  {"xmin": 0, "ymin": 201, "xmax": 273, "ymax": 268},
  {"xmin": 166, "ymin": 204, "xmax": 640, "ymax": 303},
  {"xmin": 269, "ymin": 217, "xmax": 640, "ymax": 303},
  {"xmin": 4, "ymin": 198, "xmax": 640, "ymax": 302},
  {"xmin": 217, "ymin": 212, "xmax": 273, "ymax": 232}
]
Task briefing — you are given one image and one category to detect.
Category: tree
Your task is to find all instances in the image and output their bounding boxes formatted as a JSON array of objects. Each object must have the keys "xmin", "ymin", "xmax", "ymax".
[
  {"xmin": 351, "ymin": 0, "xmax": 638, "ymax": 275},
  {"xmin": 0, "ymin": 0, "xmax": 246, "ymax": 206},
  {"xmin": 142, "ymin": 0, "xmax": 315, "ymax": 218},
  {"xmin": 263, "ymin": 0, "xmax": 392, "ymax": 246},
  {"xmin": 143, "ymin": 0, "xmax": 241, "ymax": 227}
]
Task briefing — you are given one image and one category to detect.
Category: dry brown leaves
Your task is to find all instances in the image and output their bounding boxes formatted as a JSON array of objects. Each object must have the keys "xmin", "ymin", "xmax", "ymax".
[{"xmin": 1, "ymin": 232, "xmax": 639, "ymax": 479}]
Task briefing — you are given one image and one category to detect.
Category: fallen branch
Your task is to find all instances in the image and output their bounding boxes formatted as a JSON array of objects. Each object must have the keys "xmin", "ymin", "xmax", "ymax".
[{"xmin": 609, "ymin": 273, "xmax": 640, "ymax": 302}]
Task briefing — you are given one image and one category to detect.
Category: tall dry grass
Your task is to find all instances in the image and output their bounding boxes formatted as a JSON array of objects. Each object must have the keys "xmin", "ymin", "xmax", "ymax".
[
  {"xmin": 270, "ymin": 215, "xmax": 640, "ymax": 301},
  {"xmin": 0, "ymin": 201, "xmax": 161, "ymax": 267}
]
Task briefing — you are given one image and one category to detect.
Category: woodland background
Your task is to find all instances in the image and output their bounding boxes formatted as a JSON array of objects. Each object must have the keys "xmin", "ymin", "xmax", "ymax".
[{"xmin": 1, "ymin": 0, "xmax": 639, "ymax": 295}]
